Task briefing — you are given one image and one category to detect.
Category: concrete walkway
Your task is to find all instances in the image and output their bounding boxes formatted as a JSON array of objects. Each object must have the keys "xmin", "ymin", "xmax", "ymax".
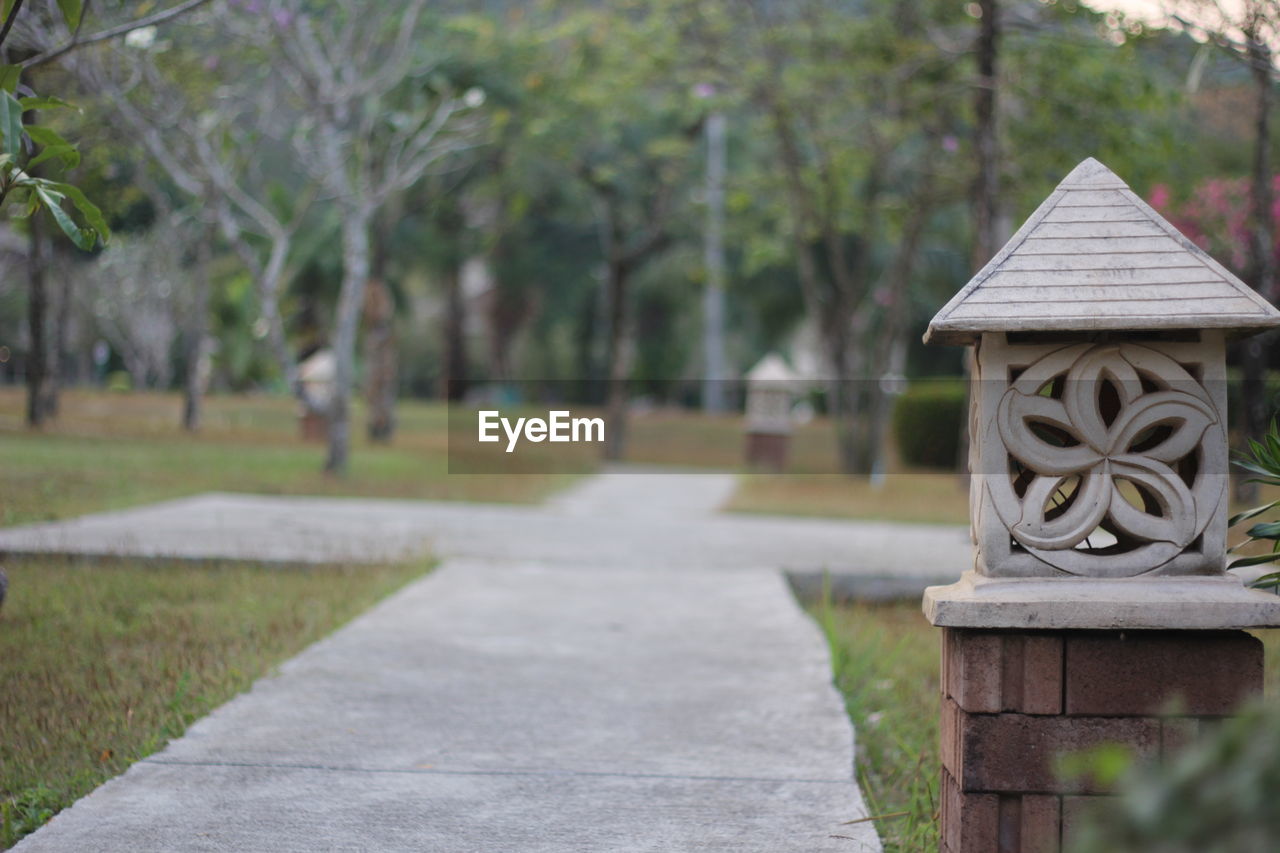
[
  {"xmin": 0, "ymin": 474, "xmax": 970, "ymax": 579},
  {"xmin": 4, "ymin": 472, "xmax": 962, "ymax": 851}
]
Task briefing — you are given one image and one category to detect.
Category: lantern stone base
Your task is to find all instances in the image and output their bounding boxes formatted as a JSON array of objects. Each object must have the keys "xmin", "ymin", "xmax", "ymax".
[
  {"xmin": 744, "ymin": 430, "xmax": 789, "ymax": 472},
  {"xmin": 938, "ymin": 627, "xmax": 1263, "ymax": 853},
  {"xmin": 299, "ymin": 410, "xmax": 328, "ymax": 443},
  {"xmin": 925, "ymin": 570, "xmax": 1280, "ymax": 631}
]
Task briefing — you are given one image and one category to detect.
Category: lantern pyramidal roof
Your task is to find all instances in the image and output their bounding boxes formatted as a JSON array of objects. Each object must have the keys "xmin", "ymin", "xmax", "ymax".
[{"xmin": 925, "ymin": 157, "xmax": 1280, "ymax": 345}]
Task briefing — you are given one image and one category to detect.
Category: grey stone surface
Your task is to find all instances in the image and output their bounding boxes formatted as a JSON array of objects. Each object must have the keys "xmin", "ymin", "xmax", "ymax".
[
  {"xmin": 0, "ymin": 476, "xmax": 970, "ymax": 577},
  {"xmin": 11, "ymin": 471, "xmax": 893, "ymax": 851},
  {"xmin": 924, "ymin": 569, "xmax": 1280, "ymax": 630},
  {"xmin": 18, "ymin": 563, "xmax": 877, "ymax": 852}
]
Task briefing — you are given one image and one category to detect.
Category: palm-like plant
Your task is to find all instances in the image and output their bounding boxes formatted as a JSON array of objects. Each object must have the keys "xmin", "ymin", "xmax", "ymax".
[{"xmin": 1228, "ymin": 419, "xmax": 1280, "ymax": 588}]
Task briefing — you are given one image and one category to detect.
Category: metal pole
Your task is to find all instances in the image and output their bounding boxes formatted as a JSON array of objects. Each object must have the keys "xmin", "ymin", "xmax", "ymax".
[{"xmin": 703, "ymin": 110, "xmax": 728, "ymax": 412}]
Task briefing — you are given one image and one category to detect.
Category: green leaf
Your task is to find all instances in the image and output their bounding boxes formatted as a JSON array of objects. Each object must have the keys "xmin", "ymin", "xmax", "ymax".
[
  {"xmin": 45, "ymin": 180, "xmax": 109, "ymax": 244},
  {"xmin": 34, "ymin": 185, "xmax": 95, "ymax": 250},
  {"xmin": 24, "ymin": 124, "xmax": 70, "ymax": 147},
  {"xmin": 18, "ymin": 96, "xmax": 76, "ymax": 112},
  {"xmin": 56, "ymin": 0, "xmax": 82, "ymax": 31},
  {"xmin": 29, "ymin": 144, "xmax": 79, "ymax": 170},
  {"xmin": 1246, "ymin": 522, "xmax": 1280, "ymax": 539},
  {"xmin": 1229, "ymin": 501, "xmax": 1280, "ymax": 527},
  {"xmin": 1, "ymin": 1, "xmax": 16, "ymax": 21},
  {"xmin": 1250, "ymin": 572, "xmax": 1280, "ymax": 590},
  {"xmin": 1266, "ymin": 428, "xmax": 1280, "ymax": 467},
  {"xmin": 0, "ymin": 65, "xmax": 21, "ymax": 94},
  {"xmin": 1228, "ymin": 553, "xmax": 1280, "ymax": 570},
  {"xmin": 0, "ymin": 89, "xmax": 22, "ymax": 157}
]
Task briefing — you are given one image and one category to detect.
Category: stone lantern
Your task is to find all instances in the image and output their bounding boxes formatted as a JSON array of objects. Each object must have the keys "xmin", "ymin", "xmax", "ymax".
[
  {"xmin": 297, "ymin": 349, "xmax": 335, "ymax": 442},
  {"xmin": 744, "ymin": 353, "xmax": 802, "ymax": 471},
  {"xmin": 923, "ymin": 158, "xmax": 1280, "ymax": 852}
]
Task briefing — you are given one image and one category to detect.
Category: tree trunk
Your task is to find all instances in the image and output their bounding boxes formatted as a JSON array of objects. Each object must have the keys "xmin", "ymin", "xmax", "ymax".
[
  {"xmin": 1240, "ymin": 36, "xmax": 1276, "ymax": 502},
  {"xmin": 41, "ymin": 265, "xmax": 73, "ymax": 419},
  {"xmin": 364, "ymin": 277, "xmax": 397, "ymax": 442},
  {"xmin": 26, "ymin": 214, "xmax": 47, "ymax": 428},
  {"xmin": 602, "ymin": 260, "xmax": 630, "ymax": 461},
  {"xmin": 442, "ymin": 263, "xmax": 468, "ymax": 401},
  {"xmin": 972, "ymin": 0, "xmax": 1000, "ymax": 271},
  {"xmin": 183, "ymin": 220, "xmax": 214, "ymax": 432},
  {"xmin": 326, "ymin": 207, "xmax": 373, "ymax": 475},
  {"xmin": 702, "ymin": 110, "xmax": 728, "ymax": 413},
  {"xmin": 260, "ymin": 240, "xmax": 297, "ymax": 394}
]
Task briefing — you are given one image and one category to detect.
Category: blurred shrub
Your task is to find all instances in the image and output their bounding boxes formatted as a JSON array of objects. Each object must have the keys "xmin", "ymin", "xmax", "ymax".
[
  {"xmin": 1067, "ymin": 701, "xmax": 1280, "ymax": 853},
  {"xmin": 105, "ymin": 371, "xmax": 132, "ymax": 393},
  {"xmin": 892, "ymin": 379, "xmax": 966, "ymax": 469}
]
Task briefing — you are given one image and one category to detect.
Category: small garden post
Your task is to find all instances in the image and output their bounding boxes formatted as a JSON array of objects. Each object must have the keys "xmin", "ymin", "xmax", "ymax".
[
  {"xmin": 744, "ymin": 354, "xmax": 801, "ymax": 471},
  {"xmin": 923, "ymin": 158, "xmax": 1280, "ymax": 852}
]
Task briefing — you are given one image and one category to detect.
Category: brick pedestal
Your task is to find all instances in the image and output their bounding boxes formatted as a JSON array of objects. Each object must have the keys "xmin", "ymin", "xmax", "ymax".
[
  {"xmin": 744, "ymin": 431, "xmax": 789, "ymax": 471},
  {"xmin": 938, "ymin": 628, "xmax": 1262, "ymax": 853}
]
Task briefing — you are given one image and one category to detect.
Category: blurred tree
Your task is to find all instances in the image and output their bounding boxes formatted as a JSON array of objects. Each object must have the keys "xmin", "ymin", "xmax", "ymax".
[
  {"xmin": 1167, "ymin": 0, "xmax": 1280, "ymax": 500},
  {"xmin": 1, "ymin": 0, "xmax": 120, "ymax": 428},
  {"xmin": 71, "ymin": 14, "xmax": 310, "ymax": 428},
  {"xmin": 521, "ymin": 2, "xmax": 701, "ymax": 458},
  {"xmin": 253, "ymin": 0, "xmax": 483, "ymax": 474},
  {"xmin": 675, "ymin": 0, "xmax": 968, "ymax": 474},
  {"xmin": 972, "ymin": 0, "xmax": 1001, "ymax": 270}
]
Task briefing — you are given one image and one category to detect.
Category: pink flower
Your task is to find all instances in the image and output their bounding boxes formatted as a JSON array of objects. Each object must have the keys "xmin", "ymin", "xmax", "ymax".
[{"xmin": 1148, "ymin": 183, "xmax": 1170, "ymax": 211}]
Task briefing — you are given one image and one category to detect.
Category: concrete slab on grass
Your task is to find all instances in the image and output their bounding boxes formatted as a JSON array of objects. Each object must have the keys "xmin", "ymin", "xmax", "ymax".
[
  {"xmin": 15, "ymin": 562, "xmax": 880, "ymax": 852},
  {"xmin": 0, "ymin": 480, "xmax": 969, "ymax": 579}
]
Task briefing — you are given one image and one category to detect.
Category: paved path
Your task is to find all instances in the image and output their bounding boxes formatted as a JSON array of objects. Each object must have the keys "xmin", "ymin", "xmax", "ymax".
[
  {"xmin": 6, "ymin": 471, "xmax": 964, "ymax": 851},
  {"xmin": 0, "ymin": 473, "xmax": 970, "ymax": 579}
]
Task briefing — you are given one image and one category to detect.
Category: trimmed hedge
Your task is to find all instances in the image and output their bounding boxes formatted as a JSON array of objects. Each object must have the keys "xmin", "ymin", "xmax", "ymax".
[{"xmin": 892, "ymin": 379, "xmax": 966, "ymax": 470}]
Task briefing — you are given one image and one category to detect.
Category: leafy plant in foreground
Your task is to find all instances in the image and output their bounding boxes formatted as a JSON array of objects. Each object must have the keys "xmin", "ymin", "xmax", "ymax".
[
  {"xmin": 0, "ymin": 0, "xmax": 109, "ymax": 249},
  {"xmin": 1227, "ymin": 418, "xmax": 1280, "ymax": 587}
]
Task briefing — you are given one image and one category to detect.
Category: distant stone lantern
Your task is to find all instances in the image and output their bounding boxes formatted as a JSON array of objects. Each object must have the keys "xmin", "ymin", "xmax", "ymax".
[
  {"xmin": 923, "ymin": 158, "xmax": 1280, "ymax": 852},
  {"xmin": 744, "ymin": 354, "xmax": 801, "ymax": 471},
  {"xmin": 297, "ymin": 349, "xmax": 335, "ymax": 442}
]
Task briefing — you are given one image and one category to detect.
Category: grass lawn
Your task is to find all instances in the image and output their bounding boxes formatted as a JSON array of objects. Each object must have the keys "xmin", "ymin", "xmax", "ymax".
[
  {"xmin": 0, "ymin": 389, "xmax": 578, "ymax": 526},
  {"xmin": 730, "ymin": 473, "xmax": 970, "ymax": 526},
  {"xmin": 0, "ymin": 387, "xmax": 977, "ymax": 525},
  {"xmin": 0, "ymin": 557, "xmax": 429, "ymax": 849},
  {"xmin": 810, "ymin": 598, "xmax": 1280, "ymax": 853}
]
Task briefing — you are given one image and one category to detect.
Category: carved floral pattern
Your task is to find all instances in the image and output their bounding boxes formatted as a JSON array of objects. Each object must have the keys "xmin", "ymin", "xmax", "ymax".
[{"xmin": 990, "ymin": 342, "xmax": 1223, "ymax": 575}]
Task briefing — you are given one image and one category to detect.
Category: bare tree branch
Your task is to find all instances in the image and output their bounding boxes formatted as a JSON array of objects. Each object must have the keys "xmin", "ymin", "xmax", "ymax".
[{"xmin": 22, "ymin": 0, "xmax": 217, "ymax": 69}]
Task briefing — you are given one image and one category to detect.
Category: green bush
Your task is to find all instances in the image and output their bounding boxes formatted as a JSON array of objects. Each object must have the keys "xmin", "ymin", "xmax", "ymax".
[
  {"xmin": 1067, "ymin": 700, "xmax": 1280, "ymax": 853},
  {"xmin": 892, "ymin": 379, "xmax": 966, "ymax": 469},
  {"xmin": 105, "ymin": 371, "xmax": 132, "ymax": 393}
]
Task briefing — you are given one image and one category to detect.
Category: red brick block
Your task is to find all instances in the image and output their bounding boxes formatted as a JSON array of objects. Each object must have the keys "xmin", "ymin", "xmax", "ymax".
[
  {"xmin": 1019, "ymin": 636, "xmax": 1064, "ymax": 715},
  {"xmin": 944, "ymin": 630, "xmax": 1063, "ymax": 715},
  {"xmin": 943, "ymin": 698, "xmax": 1160, "ymax": 794},
  {"xmin": 941, "ymin": 773, "xmax": 1064, "ymax": 853},
  {"xmin": 942, "ymin": 767, "xmax": 999, "ymax": 853},
  {"xmin": 996, "ymin": 794, "xmax": 1062, "ymax": 853},
  {"xmin": 1160, "ymin": 718, "xmax": 1199, "ymax": 759},
  {"xmin": 1061, "ymin": 796, "xmax": 1105, "ymax": 850},
  {"xmin": 1064, "ymin": 631, "xmax": 1262, "ymax": 716},
  {"xmin": 1019, "ymin": 795, "xmax": 1062, "ymax": 853},
  {"xmin": 941, "ymin": 693, "xmax": 961, "ymax": 776},
  {"xmin": 946, "ymin": 630, "xmax": 1005, "ymax": 712}
]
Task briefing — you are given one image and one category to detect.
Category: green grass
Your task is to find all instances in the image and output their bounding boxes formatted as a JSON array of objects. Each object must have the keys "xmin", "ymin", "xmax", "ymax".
[
  {"xmin": 0, "ymin": 557, "xmax": 429, "ymax": 849},
  {"xmin": 731, "ymin": 473, "xmax": 971, "ymax": 526},
  {"xmin": 808, "ymin": 596, "xmax": 1280, "ymax": 853},
  {"xmin": 0, "ymin": 389, "xmax": 578, "ymax": 525},
  {"xmin": 810, "ymin": 598, "xmax": 941, "ymax": 852},
  {"xmin": 0, "ymin": 387, "xmax": 979, "ymax": 526}
]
